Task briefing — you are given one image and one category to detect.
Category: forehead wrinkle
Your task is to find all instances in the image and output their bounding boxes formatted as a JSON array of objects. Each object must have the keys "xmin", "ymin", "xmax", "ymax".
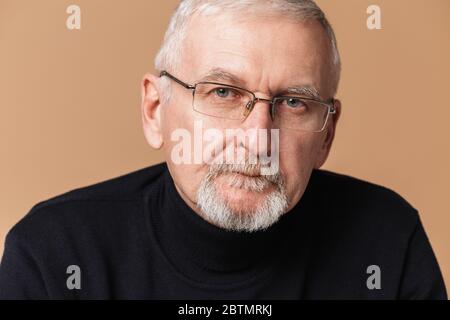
[{"xmin": 197, "ymin": 67, "xmax": 247, "ymax": 86}]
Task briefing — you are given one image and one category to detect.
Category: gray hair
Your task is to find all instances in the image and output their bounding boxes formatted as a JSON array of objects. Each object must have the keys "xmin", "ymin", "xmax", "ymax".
[
  {"xmin": 154, "ymin": 0, "xmax": 341, "ymax": 103},
  {"xmin": 196, "ymin": 163, "xmax": 288, "ymax": 232}
]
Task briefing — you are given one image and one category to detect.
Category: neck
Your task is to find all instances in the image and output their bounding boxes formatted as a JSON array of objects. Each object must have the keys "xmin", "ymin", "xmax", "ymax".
[{"xmin": 148, "ymin": 168, "xmax": 298, "ymax": 284}]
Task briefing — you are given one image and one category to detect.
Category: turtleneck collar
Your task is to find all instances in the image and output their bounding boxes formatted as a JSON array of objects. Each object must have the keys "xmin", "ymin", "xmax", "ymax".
[{"xmin": 147, "ymin": 167, "xmax": 309, "ymax": 285}]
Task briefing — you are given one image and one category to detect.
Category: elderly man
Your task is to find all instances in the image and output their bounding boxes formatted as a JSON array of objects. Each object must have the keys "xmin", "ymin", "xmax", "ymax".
[{"xmin": 0, "ymin": 0, "xmax": 446, "ymax": 299}]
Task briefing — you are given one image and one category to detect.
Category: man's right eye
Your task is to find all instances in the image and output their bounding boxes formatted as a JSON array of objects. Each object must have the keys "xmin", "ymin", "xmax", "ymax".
[
  {"xmin": 283, "ymin": 97, "xmax": 307, "ymax": 109},
  {"xmin": 213, "ymin": 88, "xmax": 231, "ymax": 98},
  {"xmin": 208, "ymin": 87, "xmax": 242, "ymax": 100}
]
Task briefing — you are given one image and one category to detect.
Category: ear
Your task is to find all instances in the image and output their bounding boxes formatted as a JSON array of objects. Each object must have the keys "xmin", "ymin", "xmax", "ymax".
[
  {"xmin": 314, "ymin": 99, "xmax": 342, "ymax": 168},
  {"xmin": 141, "ymin": 73, "xmax": 164, "ymax": 149}
]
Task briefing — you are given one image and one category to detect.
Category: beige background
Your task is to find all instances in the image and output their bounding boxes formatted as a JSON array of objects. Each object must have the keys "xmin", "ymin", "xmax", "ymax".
[{"xmin": 1, "ymin": 0, "xmax": 449, "ymax": 292}]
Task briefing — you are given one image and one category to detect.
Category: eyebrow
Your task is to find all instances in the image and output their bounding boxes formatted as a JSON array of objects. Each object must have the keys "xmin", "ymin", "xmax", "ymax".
[
  {"xmin": 197, "ymin": 68, "xmax": 246, "ymax": 86},
  {"xmin": 282, "ymin": 86, "xmax": 322, "ymax": 100},
  {"xmin": 197, "ymin": 67, "xmax": 322, "ymax": 100}
]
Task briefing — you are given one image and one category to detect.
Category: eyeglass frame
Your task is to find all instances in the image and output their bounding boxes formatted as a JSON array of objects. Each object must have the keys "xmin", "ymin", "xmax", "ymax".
[{"xmin": 159, "ymin": 70, "xmax": 337, "ymax": 132}]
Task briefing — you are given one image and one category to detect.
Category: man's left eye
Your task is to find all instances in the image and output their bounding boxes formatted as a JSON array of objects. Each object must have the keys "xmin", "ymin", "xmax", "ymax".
[
  {"xmin": 284, "ymin": 98, "xmax": 306, "ymax": 108},
  {"xmin": 214, "ymin": 88, "xmax": 236, "ymax": 98}
]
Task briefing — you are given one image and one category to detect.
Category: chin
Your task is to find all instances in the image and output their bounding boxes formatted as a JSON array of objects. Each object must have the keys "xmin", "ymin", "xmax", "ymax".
[
  {"xmin": 214, "ymin": 177, "xmax": 275, "ymax": 213},
  {"xmin": 224, "ymin": 196, "xmax": 264, "ymax": 215}
]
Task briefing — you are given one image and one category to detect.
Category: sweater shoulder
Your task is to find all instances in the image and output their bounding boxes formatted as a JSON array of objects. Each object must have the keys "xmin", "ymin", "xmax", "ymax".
[
  {"xmin": 310, "ymin": 169, "xmax": 419, "ymax": 228},
  {"xmin": 34, "ymin": 162, "xmax": 167, "ymax": 205},
  {"xmin": 7, "ymin": 162, "xmax": 168, "ymax": 241}
]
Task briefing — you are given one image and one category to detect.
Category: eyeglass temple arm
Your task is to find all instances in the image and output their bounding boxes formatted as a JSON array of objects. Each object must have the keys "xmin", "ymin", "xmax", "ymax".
[
  {"xmin": 159, "ymin": 71, "xmax": 195, "ymax": 90},
  {"xmin": 328, "ymin": 98, "xmax": 337, "ymax": 114}
]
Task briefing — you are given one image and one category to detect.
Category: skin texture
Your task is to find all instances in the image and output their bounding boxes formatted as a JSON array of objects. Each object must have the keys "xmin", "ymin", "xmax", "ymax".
[{"xmin": 141, "ymin": 12, "xmax": 341, "ymax": 225}]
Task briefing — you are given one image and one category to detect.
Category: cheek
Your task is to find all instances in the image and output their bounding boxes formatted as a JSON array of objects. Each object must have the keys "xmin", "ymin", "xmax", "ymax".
[
  {"xmin": 279, "ymin": 132, "xmax": 320, "ymax": 171},
  {"xmin": 161, "ymin": 97, "xmax": 212, "ymax": 204},
  {"xmin": 161, "ymin": 94, "xmax": 195, "ymax": 150},
  {"xmin": 167, "ymin": 162, "xmax": 206, "ymax": 204},
  {"xmin": 278, "ymin": 132, "xmax": 322, "ymax": 202}
]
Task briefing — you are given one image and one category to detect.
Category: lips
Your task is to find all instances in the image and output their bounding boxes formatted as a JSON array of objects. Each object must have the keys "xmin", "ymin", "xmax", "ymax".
[
  {"xmin": 208, "ymin": 163, "xmax": 282, "ymax": 187},
  {"xmin": 220, "ymin": 172, "xmax": 273, "ymax": 192},
  {"xmin": 231, "ymin": 171, "xmax": 260, "ymax": 178}
]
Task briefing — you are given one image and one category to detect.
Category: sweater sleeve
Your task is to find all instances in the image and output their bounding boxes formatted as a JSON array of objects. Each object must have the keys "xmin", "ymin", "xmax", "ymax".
[
  {"xmin": 398, "ymin": 216, "xmax": 447, "ymax": 299},
  {"xmin": 0, "ymin": 227, "xmax": 48, "ymax": 299}
]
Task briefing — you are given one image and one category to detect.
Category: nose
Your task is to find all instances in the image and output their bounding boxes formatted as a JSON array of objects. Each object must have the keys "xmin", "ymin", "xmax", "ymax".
[
  {"xmin": 240, "ymin": 97, "xmax": 274, "ymax": 161},
  {"xmin": 243, "ymin": 97, "xmax": 274, "ymax": 129}
]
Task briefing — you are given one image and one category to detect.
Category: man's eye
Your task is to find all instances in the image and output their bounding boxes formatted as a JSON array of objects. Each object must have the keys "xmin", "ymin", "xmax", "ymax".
[
  {"xmin": 213, "ymin": 87, "xmax": 235, "ymax": 98},
  {"xmin": 284, "ymin": 97, "xmax": 306, "ymax": 109}
]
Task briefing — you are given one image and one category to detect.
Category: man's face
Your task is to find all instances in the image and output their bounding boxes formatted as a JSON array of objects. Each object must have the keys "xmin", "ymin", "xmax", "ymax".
[{"xmin": 149, "ymin": 13, "xmax": 340, "ymax": 227}]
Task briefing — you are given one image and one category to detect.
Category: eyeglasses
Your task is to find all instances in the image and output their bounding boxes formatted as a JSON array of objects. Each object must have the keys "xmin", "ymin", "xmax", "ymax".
[{"xmin": 159, "ymin": 70, "xmax": 336, "ymax": 132}]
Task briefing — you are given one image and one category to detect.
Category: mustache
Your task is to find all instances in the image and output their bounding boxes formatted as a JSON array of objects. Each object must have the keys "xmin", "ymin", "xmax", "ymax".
[{"xmin": 206, "ymin": 163, "xmax": 284, "ymax": 189}]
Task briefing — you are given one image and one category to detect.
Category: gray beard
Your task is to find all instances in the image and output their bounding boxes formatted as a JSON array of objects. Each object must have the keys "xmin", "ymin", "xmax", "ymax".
[{"xmin": 196, "ymin": 164, "xmax": 289, "ymax": 232}]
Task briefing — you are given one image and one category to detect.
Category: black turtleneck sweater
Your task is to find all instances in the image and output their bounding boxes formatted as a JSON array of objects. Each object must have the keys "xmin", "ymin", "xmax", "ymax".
[{"xmin": 0, "ymin": 163, "xmax": 446, "ymax": 299}]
